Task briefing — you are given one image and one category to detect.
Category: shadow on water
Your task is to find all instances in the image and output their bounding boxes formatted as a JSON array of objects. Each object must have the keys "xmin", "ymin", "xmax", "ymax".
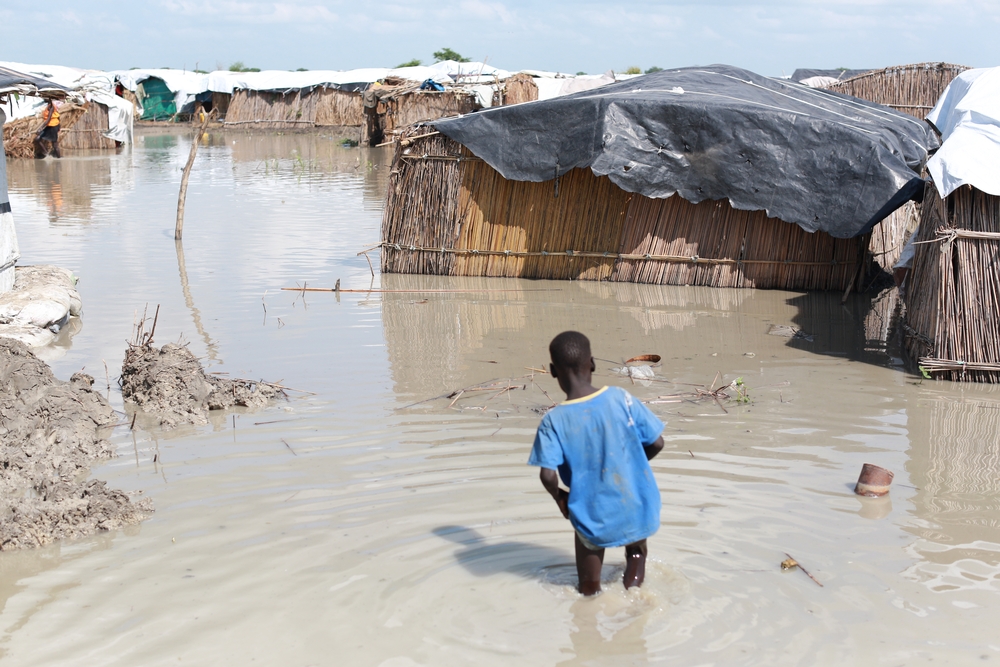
[
  {"xmin": 432, "ymin": 525, "xmax": 570, "ymax": 579},
  {"xmin": 785, "ymin": 286, "xmax": 904, "ymax": 368}
]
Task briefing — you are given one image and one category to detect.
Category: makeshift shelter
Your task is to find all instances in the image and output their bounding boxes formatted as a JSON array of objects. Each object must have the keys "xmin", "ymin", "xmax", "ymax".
[
  {"xmin": 380, "ymin": 66, "xmax": 936, "ymax": 291},
  {"xmin": 814, "ymin": 63, "xmax": 970, "ymax": 274},
  {"xmin": 1, "ymin": 62, "xmax": 132, "ymax": 153},
  {"xmin": 904, "ymin": 68, "xmax": 1000, "ymax": 382},
  {"xmin": 136, "ymin": 76, "xmax": 177, "ymax": 120},
  {"xmin": 0, "ymin": 66, "xmax": 67, "ymax": 293},
  {"xmin": 500, "ymin": 73, "xmax": 539, "ymax": 105}
]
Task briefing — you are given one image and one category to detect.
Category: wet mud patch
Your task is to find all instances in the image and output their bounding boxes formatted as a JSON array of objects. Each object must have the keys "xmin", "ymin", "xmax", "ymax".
[
  {"xmin": 121, "ymin": 342, "xmax": 284, "ymax": 428},
  {"xmin": 0, "ymin": 339, "xmax": 151, "ymax": 551}
]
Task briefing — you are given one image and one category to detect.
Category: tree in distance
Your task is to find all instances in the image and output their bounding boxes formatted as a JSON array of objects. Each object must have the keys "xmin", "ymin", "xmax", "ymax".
[
  {"xmin": 397, "ymin": 59, "xmax": 423, "ymax": 68},
  {"xmin": 576, "ymin": 71, "xmax": 587, "ymax": 76},
  {"xmin": 645, "ymin": 66, "xmax": 663, "ymax": 73},
  {"xmin": 433, "ymin": 48, "xmax": 470, "ymax": 63},
  {"xmin": 229, "ymin": 61, "xmax": 261, "ymax": 72},
  {"xmin": 623, "ymin": 66, "xmax": 642, "ymax": 75},
  {"xmin": 296, "ymin": 67, "xmax": 309, "ymax": 71}
]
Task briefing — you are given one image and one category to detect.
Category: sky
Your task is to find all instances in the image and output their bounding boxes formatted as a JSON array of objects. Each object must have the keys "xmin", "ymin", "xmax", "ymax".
[{"xmin": 0, "ymin": 0, "xmax": 997, "ymax": 76}]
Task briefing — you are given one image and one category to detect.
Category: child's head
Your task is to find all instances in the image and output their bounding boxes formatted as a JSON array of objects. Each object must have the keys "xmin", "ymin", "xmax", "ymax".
[{"xmin": 549, "ymin": 331, "xmax": 592, "ymax": 373}]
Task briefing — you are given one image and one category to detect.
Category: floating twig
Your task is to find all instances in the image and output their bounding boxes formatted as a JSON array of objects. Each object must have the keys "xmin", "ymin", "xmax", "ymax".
[
  {"xmin": 783, "ymin": 552, "xmax": 823, "ymax": 587},
  {"xmin": 281, "ymin": 439, "xmax": 297, "ymax": 456}
]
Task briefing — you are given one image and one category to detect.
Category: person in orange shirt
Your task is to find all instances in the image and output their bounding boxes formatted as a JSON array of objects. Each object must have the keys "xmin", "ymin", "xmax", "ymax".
[{"xmin": 34, "ymin": 100, "xmax": 61, "ymax": 158}]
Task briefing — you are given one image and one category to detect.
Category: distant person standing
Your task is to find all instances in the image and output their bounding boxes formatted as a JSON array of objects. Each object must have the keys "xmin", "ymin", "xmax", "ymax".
[{"xmin": 34, "ymin": 100, "xmax": 61, "ymax": 158}]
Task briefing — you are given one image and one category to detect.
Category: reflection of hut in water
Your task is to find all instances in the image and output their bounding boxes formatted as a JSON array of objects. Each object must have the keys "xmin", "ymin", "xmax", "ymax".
[
  {"xmin": 380, "ymin": 66, "xmax": 935, "ymax": 291},
  {"xmin": 822, "ymin": 63, "xmax": 971, "ymax": 272},
  {"xmin": 904, "ymin": 392, "xmax": 1000, "ymax": 580},
  {"xmin": 6, "ymin": 157, "xmax": 113, "ymax": 224},
  {"xmin": 380, "ymin": 273, "xmax": 880, "ymax": 398},
  {"xmin": 904, "ymin": 68, "xmax": 1000, "ymax": 383}
]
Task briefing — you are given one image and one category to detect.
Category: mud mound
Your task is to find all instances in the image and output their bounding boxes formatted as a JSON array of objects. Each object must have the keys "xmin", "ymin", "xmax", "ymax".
[
  {"xmin": 0, "ymin": 339, "xmax": 151, "ymax": 551},
  {"xmin": 121, "ymin": 343, "xmax": 282, "ymax": 427}
]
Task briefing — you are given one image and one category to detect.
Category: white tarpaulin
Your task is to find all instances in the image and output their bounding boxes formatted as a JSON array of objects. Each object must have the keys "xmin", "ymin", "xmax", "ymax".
[
  {"xmin": 0, "ymin": 61, "xmax": 134, "ymax": 144},
  {"xmin": 926, "ymin": 67, "xmax": 1000, "ymax": 197},
  {"xmin": 207, "ymin": 66, "xmax": 452, "ymax": 93}
]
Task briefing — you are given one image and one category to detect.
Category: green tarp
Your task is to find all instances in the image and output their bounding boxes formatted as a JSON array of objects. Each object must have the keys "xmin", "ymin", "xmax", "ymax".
[{"xmin": 137, "ymin": 77, "xmax": 176, "ymax": 121}]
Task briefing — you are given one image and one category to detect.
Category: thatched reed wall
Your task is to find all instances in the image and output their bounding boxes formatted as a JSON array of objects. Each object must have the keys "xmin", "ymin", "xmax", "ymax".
[
  {"xmin": 380, "ymin": 132, "xmax": 866, "ymax": 291},
  {"xmin": 826, "ymin": 62, "xmax": 970, "ymax": 118},
  {"xmin": 1, "ymin": 103, "xmax": 101, "ymax": 157},
  {"xmin": 225, "ymin": 87, "xmax": 364, "ymax": 128},
  {"xmin": 501, "ymin": 73, "xmax": 538, "ymax": 105},
  {"xmin": 904, "ymin": 184, "xmax": 1000, "ymax": 382},
  {"xmin": 57, "ymin": 102, "xmax": 118, "ymax": 150},
  {"xmin": 378, "ymin": 89, "xmax": 479, "ymax": 136}
]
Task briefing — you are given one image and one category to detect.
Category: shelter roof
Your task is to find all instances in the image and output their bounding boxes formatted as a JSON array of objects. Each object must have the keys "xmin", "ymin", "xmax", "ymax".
[
  {"xmin": 431, "ymin": 64, "xmax": 939, "ymax": 238},
  {"xmin": 926, "ymin": 67, "xmax": 1000, "ymax": 197}
]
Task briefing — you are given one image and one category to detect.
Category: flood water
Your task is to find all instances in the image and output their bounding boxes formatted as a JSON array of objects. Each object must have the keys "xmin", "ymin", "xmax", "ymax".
[{"xmin": 2, "ymin": 129, "xmax": 999, "ymax": 666}]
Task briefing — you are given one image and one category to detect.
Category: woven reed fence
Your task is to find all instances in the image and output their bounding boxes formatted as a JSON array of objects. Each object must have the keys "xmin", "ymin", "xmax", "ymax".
[
  {"xmin": 225, "ymin": 87, "xmax": 364, "ymax": 128},
  {"xmin": 826, "ymin": 62, "xmax": 970, "ymax": 118},
  {"xmin": 501, "ymin": 73, "xmax": 539, "ymax": 105},
  {"xmin": 2, "ymin": 103, "xmax": 94, "ymax": 157},
  {"xmin": 380, "ymin": 131, "xmax": 867, "ymax": 291},
  {"xmin": 904, "ymin": 184, "xmax": 1000, "ymax": 382}
]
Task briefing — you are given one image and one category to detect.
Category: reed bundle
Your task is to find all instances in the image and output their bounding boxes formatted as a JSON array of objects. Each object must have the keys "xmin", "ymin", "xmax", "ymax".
[
  {"xmin": 381, "ymin": 130, "xmax": 865, "ymax": 291},
  {"xmin": 2, "ymin": 103, "xmax": 90, "ymax": 157},
  {"xmin": 904, "ymin": 184, "xmax": 1000, "ymax": 382},
  {"xmin": 500, "ymin": 73, "xmax": 539, "ymax": 105},
  {"xmin": 826, "ymin": 62, "xmax": 970, "ymax": 118},
  {"xmin": 225, "ymin": 87, "xmax": 364, "ymax": 128}
]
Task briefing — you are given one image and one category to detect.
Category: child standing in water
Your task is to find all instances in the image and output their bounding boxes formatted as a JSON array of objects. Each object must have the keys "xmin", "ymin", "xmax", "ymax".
[{"xmin": 529, "ymin": 331, "xmax": 664, "ymax": 595}]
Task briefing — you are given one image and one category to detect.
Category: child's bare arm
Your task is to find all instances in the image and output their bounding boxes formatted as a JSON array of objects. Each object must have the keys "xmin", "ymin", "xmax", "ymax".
[
  {"xmin": 539, "ymin": 468, "xmax": 570, "ymax": 519},
  {"xmin": 644, "ymin": 435, "xmax": 664, "ymax": 461}
]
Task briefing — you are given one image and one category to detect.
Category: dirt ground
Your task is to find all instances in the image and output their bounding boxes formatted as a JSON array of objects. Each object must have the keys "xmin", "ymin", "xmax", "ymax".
[
  {"xmin": 121, "ymin": 342, "xmax": 283, "ymax": 428},
  {"xmin": 0, "ymin": 339, "xmax": 151, "ymax": 551}
]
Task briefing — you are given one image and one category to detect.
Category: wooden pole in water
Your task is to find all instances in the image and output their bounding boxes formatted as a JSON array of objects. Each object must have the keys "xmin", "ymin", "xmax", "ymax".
[{"xmin": 175, "ymin": 108, "xmax": 213, "ymax": 241}]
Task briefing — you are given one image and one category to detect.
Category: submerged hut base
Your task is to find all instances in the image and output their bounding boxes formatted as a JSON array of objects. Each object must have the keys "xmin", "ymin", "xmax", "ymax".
[
  {"xmin": 904, "ymin": 185, "xmax": 1000, "ymax": 382},
  {"xmin": 225, "ymin": 87, "xmax": 364, "ymax": 130},
  {"xmin": 380, "ymin": 132, "xmax": 866, "ymax": 291}
]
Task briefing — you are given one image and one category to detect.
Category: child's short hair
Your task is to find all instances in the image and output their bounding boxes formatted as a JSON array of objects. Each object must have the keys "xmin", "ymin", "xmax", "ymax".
[{"xmin": 549, "ymin": 331, "xmax": 591, "ymax": 370}]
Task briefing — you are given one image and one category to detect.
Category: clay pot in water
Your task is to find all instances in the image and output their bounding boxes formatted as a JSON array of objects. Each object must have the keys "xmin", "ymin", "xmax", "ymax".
[{"xmin": 854, "ymin": 463, "xmax": 894, "ymax": 497}]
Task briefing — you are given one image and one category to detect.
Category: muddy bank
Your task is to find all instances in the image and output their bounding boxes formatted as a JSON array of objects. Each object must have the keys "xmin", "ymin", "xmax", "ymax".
[
  {"xmin": 0, "ymin": 339, "xmax": 151, "ymax": 551},
  {"xmin": 121, "ymin": 342, "xmax": 283, "ymax": 427}
]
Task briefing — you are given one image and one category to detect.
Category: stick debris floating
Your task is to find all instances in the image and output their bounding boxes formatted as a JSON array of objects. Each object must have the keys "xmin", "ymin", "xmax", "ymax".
[{"xmin": 782, "ymin": 552, "xmax": 823, "ymax": 587}]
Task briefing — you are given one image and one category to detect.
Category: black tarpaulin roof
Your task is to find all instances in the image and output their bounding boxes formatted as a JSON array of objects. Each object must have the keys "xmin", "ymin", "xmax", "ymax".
[
  {"xmin": 431, "ymin": 65, "xmax": 938, "ymax": 238},
  {"xmin": 0, "ymin": 65, "xmax": 71, "ymax": 98}
]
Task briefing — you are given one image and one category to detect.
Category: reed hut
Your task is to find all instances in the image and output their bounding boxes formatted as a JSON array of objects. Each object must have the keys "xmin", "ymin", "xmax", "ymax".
[
  {"xmin": 500, "ymin": 73, "xmax": 539, "ymax": 105},
  {"xmin": 820, "ymin": 63, "xmax": 971, "ymax": 273},
  {"xmin": 225, "ymin": 86, "xmax": 364, "ymax": 129},
  {"xmin": 903, "ymin": 67, "xmax": 1000, "ymax": 382},
  {"xmin": 380, "ymin": 66, "xmax": 936, "ymax": 292},
  {"xmin": 363, "ymin": 81, "xmax": 481, "ymax": 146}
]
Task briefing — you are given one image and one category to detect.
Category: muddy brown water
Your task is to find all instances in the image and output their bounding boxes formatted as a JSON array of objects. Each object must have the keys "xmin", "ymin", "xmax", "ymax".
[{"xmin": 1, "ymin": 129, "xmax": 999, "ymax": 665}]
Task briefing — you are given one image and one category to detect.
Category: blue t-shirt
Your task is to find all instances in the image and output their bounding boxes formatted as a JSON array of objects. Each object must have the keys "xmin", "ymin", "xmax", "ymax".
[{"xmin": 528, "ymin": 386, "xmax": 664, "ymax": 548}]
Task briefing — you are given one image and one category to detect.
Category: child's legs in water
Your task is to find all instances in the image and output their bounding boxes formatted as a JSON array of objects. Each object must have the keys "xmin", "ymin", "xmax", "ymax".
[
  {"xmin": 623, "ymin": 539, "xmax": 648, "ymax": 589},
  {"xmin": 574, "ymin": 532, "xmax": 605, "ymax": 596}
]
